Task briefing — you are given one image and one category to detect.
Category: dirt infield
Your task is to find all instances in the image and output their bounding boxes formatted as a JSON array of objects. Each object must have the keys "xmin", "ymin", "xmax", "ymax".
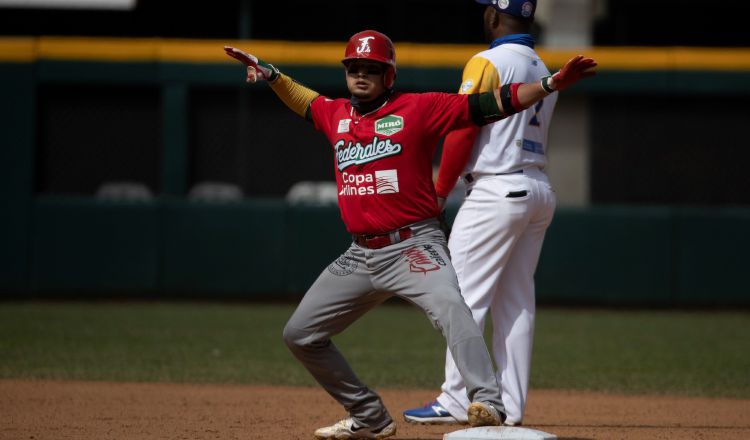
[{"xmin": 1, "ymin": 380, "xmax": 748, "ymax": 440}]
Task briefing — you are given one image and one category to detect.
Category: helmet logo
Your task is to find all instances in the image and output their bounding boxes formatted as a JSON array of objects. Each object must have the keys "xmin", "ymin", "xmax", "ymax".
[
  {"xmin": 356, "ymin": 36, "xmax": 375, "ymax": 55},
  {"xmin": 521, "ymin": 1, "xmax": 534, "ymax": 17}
]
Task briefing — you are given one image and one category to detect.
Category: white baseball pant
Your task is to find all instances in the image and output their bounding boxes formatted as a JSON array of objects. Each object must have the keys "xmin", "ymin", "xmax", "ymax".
[{"xmin": 436, "ymin": 167, "xmax": 556, "ymax": 425}]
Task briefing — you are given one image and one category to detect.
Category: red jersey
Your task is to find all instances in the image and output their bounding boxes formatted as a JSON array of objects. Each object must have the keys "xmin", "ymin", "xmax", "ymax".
[{"xmin": 310, "ymin": 92, "xmax": 474, "ymax": 235}]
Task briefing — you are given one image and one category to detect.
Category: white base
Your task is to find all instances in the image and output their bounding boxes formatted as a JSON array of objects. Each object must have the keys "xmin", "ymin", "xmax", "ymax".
[{"xmin": 443, "ymin": 426, "xmax": 557, "ymax": 440}]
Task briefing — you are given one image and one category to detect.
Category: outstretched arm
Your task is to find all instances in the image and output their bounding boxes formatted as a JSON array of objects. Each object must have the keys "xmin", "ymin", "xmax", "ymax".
[
  {"xmin": 224, "ymin": 46, "xmax": 320, "ymax": 120},
  {"xmin": 472, "ymin": 55, "xmax": 597, "ymax": 125}
]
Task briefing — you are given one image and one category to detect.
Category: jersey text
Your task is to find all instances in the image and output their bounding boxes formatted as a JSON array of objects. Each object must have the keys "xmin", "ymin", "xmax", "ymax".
[{"xmin": 335, "ymin": 136, "xmax": 402, "ymax": 171}]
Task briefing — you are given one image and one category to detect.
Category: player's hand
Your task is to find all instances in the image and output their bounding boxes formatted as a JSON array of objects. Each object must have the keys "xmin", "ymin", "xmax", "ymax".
[
  {"xmin": 223, "ymin": 46, "xmax": 280, "ymax": 83},
  {"xmin": 547, "ymin": 55, "xmax": 597, "ymax": 91}
]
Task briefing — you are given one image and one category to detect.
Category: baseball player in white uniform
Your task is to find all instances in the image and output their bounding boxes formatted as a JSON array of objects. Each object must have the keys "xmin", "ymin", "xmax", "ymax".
[{"xmin": 404, "ymin": 0, "xmax": 558, "ymax": 427}]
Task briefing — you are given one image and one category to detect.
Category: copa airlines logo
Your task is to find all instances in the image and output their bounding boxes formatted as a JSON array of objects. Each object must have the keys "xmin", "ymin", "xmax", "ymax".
[
  {"xmin": 375, "ymin": 169, "xmax": 399, "ymax": 193},
  {"xmin": 356, "ymin": 36, "xmax": 375, "ymax": 55},
  {"xmin": 335, "ymin": 136, "xmax": 402, "ymax": 171},
  {"xmin": 339, "ymin": 169, "xmax": 399, "ymax": 196}
]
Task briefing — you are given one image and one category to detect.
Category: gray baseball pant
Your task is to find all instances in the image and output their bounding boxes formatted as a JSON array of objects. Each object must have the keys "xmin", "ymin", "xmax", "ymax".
[{"xmin": 282, "ymin": 218, "xmax": 504, "ymax": 428}]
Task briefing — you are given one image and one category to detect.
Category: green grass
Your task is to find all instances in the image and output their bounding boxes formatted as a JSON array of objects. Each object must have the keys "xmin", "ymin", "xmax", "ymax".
[
  {"xmin": 0, "ymin": 302, "xmax": 748, "ymax": 398},
  {"xmin": 532, "ymin": 309, "xmax": 750, "ymax": 397}
]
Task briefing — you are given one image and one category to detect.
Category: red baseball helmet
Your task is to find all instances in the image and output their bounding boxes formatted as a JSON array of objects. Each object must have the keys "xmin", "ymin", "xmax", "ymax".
[{"xmin": 342, "ymin": 30, "xmax": 397, "ymax": 88}]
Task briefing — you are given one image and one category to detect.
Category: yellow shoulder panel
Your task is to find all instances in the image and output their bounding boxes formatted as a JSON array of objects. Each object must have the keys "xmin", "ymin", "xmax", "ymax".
[{"xmin": 457, "ymin": 55, "xmax": 499, "ymax": 94}]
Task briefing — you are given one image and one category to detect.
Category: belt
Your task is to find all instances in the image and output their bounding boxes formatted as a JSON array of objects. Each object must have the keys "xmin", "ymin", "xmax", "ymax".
[
  {"xmin": 464, "ymin": 169, "xmax": 523, "ymax": 183},
  {"xmin": 353, "ymin": 227, "xmax": 413, "ymax": 249}
]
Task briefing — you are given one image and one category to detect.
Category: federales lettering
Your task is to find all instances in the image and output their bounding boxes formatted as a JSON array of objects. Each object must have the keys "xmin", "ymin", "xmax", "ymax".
[{"xmin": 335, "ymin": 136, "xmax": 402, "ymax": 171}]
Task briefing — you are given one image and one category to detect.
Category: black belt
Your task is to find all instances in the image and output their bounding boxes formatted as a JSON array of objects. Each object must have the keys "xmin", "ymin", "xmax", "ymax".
[{"xmin": 464, "ymin": 169, "xmax": 523, "ymax": 183}]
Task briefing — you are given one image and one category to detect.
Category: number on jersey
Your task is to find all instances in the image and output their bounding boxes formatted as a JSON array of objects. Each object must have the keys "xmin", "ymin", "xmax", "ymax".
[{"xmin": 529, "ymin": 100, "xmax": 544, "ymax": 127}]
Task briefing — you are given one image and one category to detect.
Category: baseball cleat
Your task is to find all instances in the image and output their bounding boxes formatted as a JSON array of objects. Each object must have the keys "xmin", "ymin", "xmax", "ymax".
[
  {"xmin": 403, "ymin": 400, "xmax": 463, "ymax": 425},
  {"xmin": 313, "ymin": 417, "xmax": 396, "ymax": 440},
  {"xmin": 467, "ymin": 401, "xmax": 505, "ymax": 427}
]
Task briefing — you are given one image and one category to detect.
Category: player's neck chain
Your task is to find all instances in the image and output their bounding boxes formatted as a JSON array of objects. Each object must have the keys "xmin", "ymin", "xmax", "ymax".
[{"xmin": 489, "ymin": 33, "xmax": 535, "ymax": 49}]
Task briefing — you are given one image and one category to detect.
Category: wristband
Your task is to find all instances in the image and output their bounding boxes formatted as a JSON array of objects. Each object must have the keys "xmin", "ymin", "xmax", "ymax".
[
  {"xmin": 540, "ymin": 76, "xmax": 555, "ymax": 94},
  {"xmin": 255, "ymin": 60, "xmax": 279, "ymax": 82}
]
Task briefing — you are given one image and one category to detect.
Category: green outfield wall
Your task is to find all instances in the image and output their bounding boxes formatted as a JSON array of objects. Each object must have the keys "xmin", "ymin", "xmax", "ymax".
[{"xmin": 3, "ymin": 198, "xmax": 747, "ymax": 306}]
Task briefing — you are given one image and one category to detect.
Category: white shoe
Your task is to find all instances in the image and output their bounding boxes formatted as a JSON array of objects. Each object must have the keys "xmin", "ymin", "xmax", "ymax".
[
  {"xmin": 314, "ymin": 417, "xmax": 396, "ymax": 440},
  {"xmin": 467, "ymin": 402, "xmax": 505, "ymax": 427}
]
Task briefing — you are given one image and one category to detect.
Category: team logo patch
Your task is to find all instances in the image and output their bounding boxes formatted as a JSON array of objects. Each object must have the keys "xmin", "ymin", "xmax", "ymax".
[
  {"xmin": 374, "ymin": 115, "xmax": 404, "ymax": 136},
  {"xmin": 327, "ymin": 254, "xmax": 358, "ymax": 276},
  {"xmin": 497, "ymin": 0, "xmax": 510, "ymax": 10},
  {"xmin": 460, "ymin": 80, "xmax": 474, "ymax": 93},
  {"xmin": 337, "ymin": 119, "xmax": 351, "ymax": 133},
  {"xmin": 356, "ymin": 36, "xmax": 374, "ymax": 55},
  {"xmin": 403, "ymin": 245, "xmax": 447, "ymax": 275},
  {"xmin": 521, "ymin": 1, "xmax": 534, "ymax": 17}
]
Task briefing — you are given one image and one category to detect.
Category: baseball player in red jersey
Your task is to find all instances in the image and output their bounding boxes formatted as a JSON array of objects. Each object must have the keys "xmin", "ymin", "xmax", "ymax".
[{"xmin": 225, "ymin": 30, "xmax": 595, "ymax": 440}]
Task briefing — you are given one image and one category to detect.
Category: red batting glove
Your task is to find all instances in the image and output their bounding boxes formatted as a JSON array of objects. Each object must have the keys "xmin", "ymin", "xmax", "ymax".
[
  {"xmin": 547, "ymin": 55, "xmax": 597, "ymax": 91},
  {"xmin": 223, "ymin": 46, "xmax": 280, "ymax": 83}
]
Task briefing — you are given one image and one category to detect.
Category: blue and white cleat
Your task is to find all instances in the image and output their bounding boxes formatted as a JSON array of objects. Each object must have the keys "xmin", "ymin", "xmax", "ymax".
[{"xmin": 403, "ymin": 400, "xmax": 462, "ymax": 425}]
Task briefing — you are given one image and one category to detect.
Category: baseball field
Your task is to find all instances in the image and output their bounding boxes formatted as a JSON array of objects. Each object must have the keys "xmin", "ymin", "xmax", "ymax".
[{"xmin": 1, "ymin": 301, "xmax": 748, "ymax": 439}]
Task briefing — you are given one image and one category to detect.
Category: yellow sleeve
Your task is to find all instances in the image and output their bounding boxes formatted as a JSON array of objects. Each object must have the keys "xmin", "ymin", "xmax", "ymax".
[
  {"xmin": 457, "ymin": 56, "xmax": 500, "ymax": 95},
  {"xmin": 268, "ymin": 73, "xmax": 321, "ymax": 118}
]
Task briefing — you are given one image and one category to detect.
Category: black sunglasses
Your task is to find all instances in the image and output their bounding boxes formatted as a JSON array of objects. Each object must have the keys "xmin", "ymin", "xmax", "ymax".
[{"xmin": 346, "ymin": 64, "xmax": 385, "ymax": 76}]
